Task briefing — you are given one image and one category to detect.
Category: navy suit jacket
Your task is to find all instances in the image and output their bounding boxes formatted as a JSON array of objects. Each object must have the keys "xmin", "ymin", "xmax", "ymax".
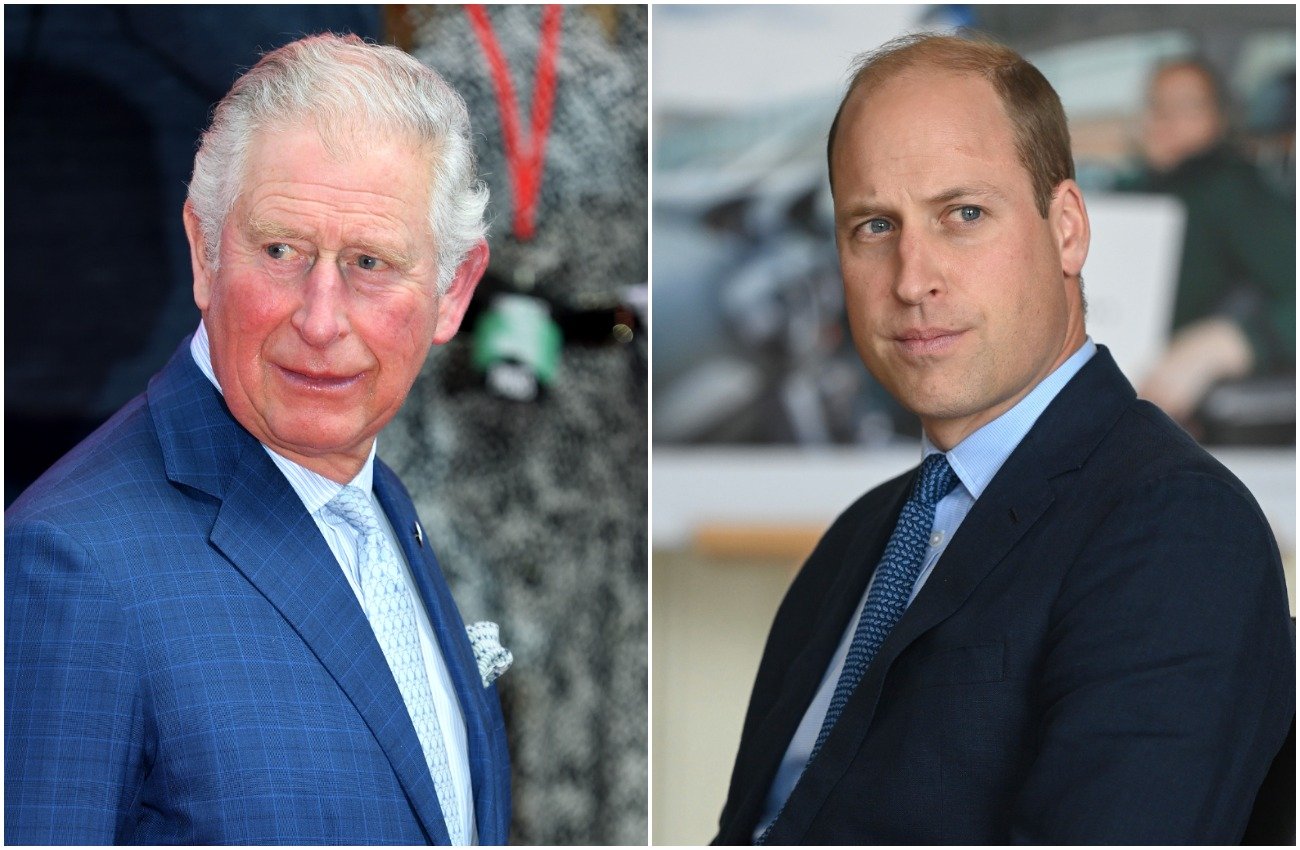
[
  {"xmin": 6, "ymin": 340, "xmax": 511, "ymax": 844},
  {"xmin": 716, "ymin": 348, "xmax": 1294, "ymax": 844}
]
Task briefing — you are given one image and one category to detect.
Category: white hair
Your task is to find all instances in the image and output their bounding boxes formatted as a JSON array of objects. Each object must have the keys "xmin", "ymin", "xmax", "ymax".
[{"xmin": 187, "ymin": 33, "xmax": 488, "ymax": 292}]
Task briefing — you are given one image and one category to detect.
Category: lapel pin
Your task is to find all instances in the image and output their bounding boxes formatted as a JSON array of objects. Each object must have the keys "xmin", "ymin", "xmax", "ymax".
[{"xmin": 413, "ymin": 521, "xmax": 424, "ymax": 547}]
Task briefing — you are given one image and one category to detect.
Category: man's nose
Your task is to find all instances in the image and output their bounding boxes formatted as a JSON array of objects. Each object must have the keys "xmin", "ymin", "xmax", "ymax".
[
  {"xmin": 291, "ymin": 261, "xmax": 350, "ymax": 347},
  {"xmin": 893, "ymin": 226, "xmax": 945, "ymax": 305}
]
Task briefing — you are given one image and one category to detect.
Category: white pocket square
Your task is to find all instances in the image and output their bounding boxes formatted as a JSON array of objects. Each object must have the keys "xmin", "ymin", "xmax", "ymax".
[{"xmin": 465, "ymin": 621, "xmax": 513, "ymax": 688}]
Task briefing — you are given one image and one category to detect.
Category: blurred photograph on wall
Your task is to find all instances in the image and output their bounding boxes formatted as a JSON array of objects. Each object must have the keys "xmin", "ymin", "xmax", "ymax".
[{"xmin": 653, "ymin": 3, "xmax": 1294, "ymax": 450}]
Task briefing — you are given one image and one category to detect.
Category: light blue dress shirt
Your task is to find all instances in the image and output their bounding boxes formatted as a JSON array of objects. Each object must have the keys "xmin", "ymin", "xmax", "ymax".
[
  {"xmin": 754, "ymin": 338, "xmax": 1097, "ymax": 840},
  {"xmin": 189, "ymin": 323, "xmax": 477, "ymax": 844}
]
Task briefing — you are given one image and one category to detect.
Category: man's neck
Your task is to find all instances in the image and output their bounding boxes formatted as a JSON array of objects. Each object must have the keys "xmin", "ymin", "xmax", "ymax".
[
  {"xmin": 922, "ymin": 331, "xmax": 1088, "ymax": 451},
  {"xmin": 920, "ymin": 337, "xmax": 1092, "ymax": 462}
]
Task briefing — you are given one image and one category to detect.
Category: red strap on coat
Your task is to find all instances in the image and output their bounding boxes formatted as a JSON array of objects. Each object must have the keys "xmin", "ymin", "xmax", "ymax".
[{"xmin": 466, "ymin": 4, "xmax": 563, "ymax": 241}]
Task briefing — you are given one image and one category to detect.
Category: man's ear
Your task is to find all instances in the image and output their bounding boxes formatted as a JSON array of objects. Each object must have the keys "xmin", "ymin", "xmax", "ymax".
[
  {"xmin": 1050, "ymin": 179, "xmax": 1090, "ymax": 280},
  {"xmin": 432, "ymin": 238, "xmax": 489, "ymax": 345},
  {"xmin": 183, "ymin": 201, "xmax": 214, "ymax": 311}
]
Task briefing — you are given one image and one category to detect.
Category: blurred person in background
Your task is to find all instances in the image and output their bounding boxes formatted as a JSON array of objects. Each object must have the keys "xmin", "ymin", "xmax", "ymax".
[
  {"xmin": 384, "ymin": 7, "xmax": 648, "ymax": 843},
  {"xmin": 1118, "ymin": 58, "xmax": 1295, "ymax": 427},
  {"xmin": 716, "ymin": 33, "xmax": 1293, "ymax": 845}
]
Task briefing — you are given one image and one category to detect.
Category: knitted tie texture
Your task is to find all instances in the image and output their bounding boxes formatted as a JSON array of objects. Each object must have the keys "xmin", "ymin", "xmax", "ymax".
[
  {"xmin": 758, "ymin": 453, "xmax": 956, "ymax": 844},
  {"xmin": 326, "ymin": 486, "xmax": 463, "ymax": 845}
]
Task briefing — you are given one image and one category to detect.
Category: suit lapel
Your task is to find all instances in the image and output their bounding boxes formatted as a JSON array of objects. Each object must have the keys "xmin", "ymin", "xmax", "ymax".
[
  {"xmin": 149, "ymin": 342, "xmax": 450, "ymax": 844},
  {"xmin": 768, "ymin": 347, "xmax": 1137, "ymax": 843},
  {"xmin": 768, "ymin": 450, "xmax": 1059, "ymax": 841},
  {"xmin": 890, "ymin": 453, "xmax": 1055, "ymax": 652},
  {"xmin": 729, "ymin": 476, "xmax": 912, "ymax": 841},
  {"xmin": 374, "ymin": 465, "xmax": 509, "ymax": 845},
  {"xmin": 890, "ymin": 350, "xmax": 1138, "ymax": 666}
]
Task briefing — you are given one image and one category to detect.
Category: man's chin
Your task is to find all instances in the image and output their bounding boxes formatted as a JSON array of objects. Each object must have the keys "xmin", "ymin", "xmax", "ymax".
[{"xmin": 887, "ymin": 375, "xmax": 980, "ymax": 421}]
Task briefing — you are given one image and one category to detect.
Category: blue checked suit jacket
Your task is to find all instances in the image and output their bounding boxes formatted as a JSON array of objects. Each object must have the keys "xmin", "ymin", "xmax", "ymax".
[{"xmin": 6, "ymin": 339, "xmax": 511, "ymax": 844}]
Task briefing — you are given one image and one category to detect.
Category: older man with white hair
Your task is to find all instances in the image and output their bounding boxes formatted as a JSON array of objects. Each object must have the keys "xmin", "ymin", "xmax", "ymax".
[{"xmin": 6, "ymin": 34, "xmax": 509, "ymax": 845}]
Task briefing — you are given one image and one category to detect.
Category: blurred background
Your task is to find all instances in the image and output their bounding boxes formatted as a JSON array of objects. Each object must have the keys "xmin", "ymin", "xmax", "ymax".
[
  {"xmin": 651, "ymin": 4, "xmax": 1295, "ymax": 844},
  {"xmin": 5, "ymin": 5, "xmax": 647, "ymax": 844}
]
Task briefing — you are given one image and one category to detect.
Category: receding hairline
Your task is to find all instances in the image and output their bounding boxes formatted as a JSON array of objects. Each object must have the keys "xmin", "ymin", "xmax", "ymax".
[
  {"xmin": 828, "ymin": 65, "xmax": 1010, "ymax": 189},
  {"xmin": 233, "ymin": 118, "xmax": 440, "ymax": 217},
  {"xmin": 826, "ymin": 33, "xmax": 1075, "ymax": 218},
  {"xmin": 250, "ymin": 114, "xmax": 440, "ymax": 174},
  {"xmin": 186, "ymin": 31, "xmax": 489, "ymax": 292},
  {"xmin": 829, "ymin": 34, "xmax": 1027, "ymax": 165}
]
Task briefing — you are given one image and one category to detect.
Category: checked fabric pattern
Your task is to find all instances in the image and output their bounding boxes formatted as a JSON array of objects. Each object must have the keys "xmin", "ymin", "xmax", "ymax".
[
  {"xmin": 759, "ymin": 453, "xmax": 957, "ymax": 844},
  {"xmin": 326, "ymin": 486, "xmax": 463, "ymax": 845}
]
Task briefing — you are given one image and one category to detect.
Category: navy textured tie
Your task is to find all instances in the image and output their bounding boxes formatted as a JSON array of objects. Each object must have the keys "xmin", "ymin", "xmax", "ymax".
[{"xmin": 758, "ymin": 452, "xmax": 957, "ymax": 844}]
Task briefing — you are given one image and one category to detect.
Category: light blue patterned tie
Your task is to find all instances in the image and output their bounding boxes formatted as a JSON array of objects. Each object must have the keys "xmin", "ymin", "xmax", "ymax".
[
  {"xmin": 326, "ymin": 485, "xmax": 463, "ymax": 845},
  {"xmin": 758, "ymin": 453, "xmax": 957, "ymax": 844}
]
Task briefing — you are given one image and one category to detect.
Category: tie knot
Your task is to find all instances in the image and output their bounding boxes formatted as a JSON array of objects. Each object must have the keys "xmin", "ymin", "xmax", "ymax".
[
  {"xmin": 325, "ymin": 485, "xmax": 382, "ymax": 536},
  {"xmin": 914, "ymin": 453, "xmax": 958, "ymax": 507}
]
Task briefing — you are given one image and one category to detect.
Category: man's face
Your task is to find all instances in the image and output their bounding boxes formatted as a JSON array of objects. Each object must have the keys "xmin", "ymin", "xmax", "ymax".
[
  {"xmin": 831, "ymin": 68, "xmax": 1088, "ymax": 450},
  {"xmin": 1141, "ymin": 65, "xmax": 1224, "ymax": 172},
  {"xmin": 185, "ymin": 123, "xmax": 485, "ymax": 482}
]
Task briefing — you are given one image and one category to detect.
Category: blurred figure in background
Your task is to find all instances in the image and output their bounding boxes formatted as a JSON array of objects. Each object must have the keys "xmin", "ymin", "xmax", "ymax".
[
  {"xmin": 385, "ymin": 6, "xmax": 648, "ymax": 844},
  {"xmin": 1118, "ymin": 59, "xmax": 1295, "ymax": 428}
]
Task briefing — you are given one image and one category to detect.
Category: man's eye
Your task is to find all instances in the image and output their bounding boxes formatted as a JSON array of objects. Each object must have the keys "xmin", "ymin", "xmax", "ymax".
[
  {"xmin": 957, "ymin": 206, "xmax": 982, "ymax": 222},
  {"xmin": 356, "ymin": 255, "xmax": 385, "ymax": 271},
  {"xmin": 865, "ymin": 218, "xmax": 892, "ymax": 235},
  {"xmin": 265, "ymin": 243, "xmax": 293, "ymax": 260}
]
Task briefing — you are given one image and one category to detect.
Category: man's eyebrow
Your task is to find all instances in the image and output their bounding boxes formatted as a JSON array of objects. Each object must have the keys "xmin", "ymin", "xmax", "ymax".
[
  {"xmin": 835, "ymin": 199, "xmax": 892, "ymax": 221},
  {"xmin": 928, "ymin": 185, "xmax": 1010, "ymax": 205},
  {"xmin": 835, "ymin": 184, "xmax": 1011, "ymax": 221},
  {"xmin": 246, "ymin": 217, "xmax": 307, "ymax": 241}
]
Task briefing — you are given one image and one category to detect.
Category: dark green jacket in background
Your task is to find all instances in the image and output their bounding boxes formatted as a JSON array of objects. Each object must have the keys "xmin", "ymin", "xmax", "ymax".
[{"xmin": 1117, "ymin": 145, "xmax": 1295, "ymax": 373}]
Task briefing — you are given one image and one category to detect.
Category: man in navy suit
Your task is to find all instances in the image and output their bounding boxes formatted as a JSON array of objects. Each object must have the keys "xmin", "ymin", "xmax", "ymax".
[
  {"xmin": 716, "ymin": 34, "xmax": 1294, "ymax": 844},
  {"xmin": 6, "ymin": 34, "xmax": 510, "ymax": 844}
]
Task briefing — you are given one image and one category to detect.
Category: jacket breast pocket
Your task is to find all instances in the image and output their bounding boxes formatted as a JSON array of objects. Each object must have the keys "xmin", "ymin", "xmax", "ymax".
[{"xmin": 903, "ymin": 641, "xmax": 1005, "ymax": 690}]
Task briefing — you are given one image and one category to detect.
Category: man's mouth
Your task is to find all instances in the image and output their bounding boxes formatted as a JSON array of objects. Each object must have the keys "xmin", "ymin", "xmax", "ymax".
[
  {"xmin": 893, "ymin": 327, "xmax": 966, "ymax": 356},
  {"xmin": 273, "ymin": 364, "xmax": 366, "ymax": 392}
]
